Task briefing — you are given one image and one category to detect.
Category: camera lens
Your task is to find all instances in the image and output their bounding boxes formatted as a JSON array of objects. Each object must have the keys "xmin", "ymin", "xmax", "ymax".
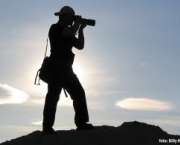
[{"xmin": 73, "ymin": 15, "xmax": 95, "ymax": 26}]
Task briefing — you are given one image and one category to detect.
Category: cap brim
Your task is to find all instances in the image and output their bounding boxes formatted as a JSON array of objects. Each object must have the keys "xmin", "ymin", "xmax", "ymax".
[{"xmin": 54, "ymin": 12, "xmax": 60, "ymax": 16}]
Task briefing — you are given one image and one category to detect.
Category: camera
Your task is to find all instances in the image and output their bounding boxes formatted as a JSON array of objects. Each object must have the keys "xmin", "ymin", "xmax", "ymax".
[{"xmin": 73, "ymin": 15, "xmax": 96, "ymax": 26}]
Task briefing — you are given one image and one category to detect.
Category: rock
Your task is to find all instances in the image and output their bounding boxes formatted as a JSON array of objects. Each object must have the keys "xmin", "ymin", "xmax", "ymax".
[{"xmin": 1, "ymin": 121, "xmax": 179, "ymax": 145}]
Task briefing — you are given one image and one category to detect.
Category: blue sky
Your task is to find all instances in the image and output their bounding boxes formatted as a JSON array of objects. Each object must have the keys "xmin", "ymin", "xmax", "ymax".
[{"xmin": 0, "ymin": 0, "xmax": 180, "ymax": 143}]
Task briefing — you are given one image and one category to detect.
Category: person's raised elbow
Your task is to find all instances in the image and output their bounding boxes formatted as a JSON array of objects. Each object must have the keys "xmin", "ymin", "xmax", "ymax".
[
  {"xmin": 74, "ymin": 40, "xmax": 84, "ymax": 50},
  {"xmin": 77, "ymin": 45, "xmax": 84, "ymax": 50}
]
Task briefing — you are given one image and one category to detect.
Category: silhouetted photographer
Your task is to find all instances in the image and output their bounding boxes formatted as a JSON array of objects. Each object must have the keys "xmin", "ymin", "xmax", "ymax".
[{"xmin": 42, "ymin": 6, "xmax": 94, "ymax": 134}]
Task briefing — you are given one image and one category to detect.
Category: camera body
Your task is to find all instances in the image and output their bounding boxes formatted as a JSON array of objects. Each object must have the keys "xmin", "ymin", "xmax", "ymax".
[{"xmin": 73, "ymin": 15, "xmax": 96, "ymax": 26}]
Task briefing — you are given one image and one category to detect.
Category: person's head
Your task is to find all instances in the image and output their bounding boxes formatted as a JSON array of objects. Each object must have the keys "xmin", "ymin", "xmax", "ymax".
[{"xmin": 54, "ymin": 6, "xmax": 75, "ymax": 26}]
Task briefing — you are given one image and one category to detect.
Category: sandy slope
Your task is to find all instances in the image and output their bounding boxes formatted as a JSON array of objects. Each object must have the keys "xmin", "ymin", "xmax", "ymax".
[{"xmin": 1, "ymin": 121, "xmax": 180, "ymax": 145}]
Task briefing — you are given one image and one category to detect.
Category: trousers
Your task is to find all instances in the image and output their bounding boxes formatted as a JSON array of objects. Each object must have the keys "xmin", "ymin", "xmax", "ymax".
[{"xmin": 43, "ymin": 67, "xmax": 89, "ymax": 129}]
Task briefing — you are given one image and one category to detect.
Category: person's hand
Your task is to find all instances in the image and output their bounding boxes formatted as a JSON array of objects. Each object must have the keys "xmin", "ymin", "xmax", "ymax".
[
  {"xmin": 80, "ymin": 20, "xmax": 87, "ymax": 30},
  {"xmin": 74, "ymin": 15, "xmax": 82, "ymax": 25}
]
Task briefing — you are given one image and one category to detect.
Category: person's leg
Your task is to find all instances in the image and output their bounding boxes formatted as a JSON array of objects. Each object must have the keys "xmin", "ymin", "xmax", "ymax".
[
  {"xmin": 64, "ymin": 73, "xmax": 93, "ymax": 129},
  {"xmin": 64, "ymin": 74, "xmax": 88, "ymax": 124},
  {"xmin": 43, "ymin": 83, "xmax": 62, "ymax": 132}
]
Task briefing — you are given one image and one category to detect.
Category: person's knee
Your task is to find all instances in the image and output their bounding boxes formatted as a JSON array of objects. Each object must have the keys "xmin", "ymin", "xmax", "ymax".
[
  {"xmin": 73, "ymin": 88, "xmax": 86, "ymax": 102},
  {"xmin": 46, "ymin": 92, "xmax": 60, "ymax": 104}
]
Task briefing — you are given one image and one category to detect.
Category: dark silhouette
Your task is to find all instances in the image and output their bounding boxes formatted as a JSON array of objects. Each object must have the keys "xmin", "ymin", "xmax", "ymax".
[{"xmin": 42, "ymin": 6, "xmax": 94, "ymax": 134}]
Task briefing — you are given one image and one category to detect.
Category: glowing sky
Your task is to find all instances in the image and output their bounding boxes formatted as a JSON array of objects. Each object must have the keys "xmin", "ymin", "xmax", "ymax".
[{"xmin": 0, "ymin": 0, "xmax": 180, "ymax": 143}]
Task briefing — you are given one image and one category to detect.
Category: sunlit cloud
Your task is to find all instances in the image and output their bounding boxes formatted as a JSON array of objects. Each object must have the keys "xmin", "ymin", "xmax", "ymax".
[
  {"xmin": 31, "ymin": 121, "xmax": 42, "ymax": 126},
  {"xmin": 0, "ymin": 84, "xmax": 29, "ymax": 105},
  {"xmin": 116, "ymin": 98, "xmax": 173, "ymax": 111}
]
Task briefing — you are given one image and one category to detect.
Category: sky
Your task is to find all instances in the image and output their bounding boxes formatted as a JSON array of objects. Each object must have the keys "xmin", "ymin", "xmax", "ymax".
[{"xmin": 0, "ymin": 0, "xmax": 180, "ymax": 143}]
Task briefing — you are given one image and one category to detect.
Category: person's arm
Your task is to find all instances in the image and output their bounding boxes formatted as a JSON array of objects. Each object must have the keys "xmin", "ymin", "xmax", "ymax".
[
  {"xmin": 62, "ymin": 17, "xmax": 82, "ymax": 36},
  {"xmin": 73, "ymin": 21, "xmax": 87, "ymax": 50}
]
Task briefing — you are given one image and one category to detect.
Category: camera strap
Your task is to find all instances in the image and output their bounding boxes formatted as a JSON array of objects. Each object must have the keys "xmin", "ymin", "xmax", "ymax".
[
  {"xmin": 34, "ymin": 38, "xmax": 48, "ymax": 86},
  {"xmin": 44, "ymin": 38, "xmax": 48, "ymax": 58}
]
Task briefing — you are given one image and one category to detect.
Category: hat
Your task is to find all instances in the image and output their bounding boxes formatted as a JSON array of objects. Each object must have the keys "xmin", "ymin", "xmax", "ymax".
[{"xmin": 54, "ymin": 6, "xmax": 75, "ymax": 16}]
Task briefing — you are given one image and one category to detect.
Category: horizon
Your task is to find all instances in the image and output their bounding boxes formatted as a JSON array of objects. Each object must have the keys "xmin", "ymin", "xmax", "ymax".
[{"xmin": 0, "ymin": 0, "xmax": 180, "ymax": 143}]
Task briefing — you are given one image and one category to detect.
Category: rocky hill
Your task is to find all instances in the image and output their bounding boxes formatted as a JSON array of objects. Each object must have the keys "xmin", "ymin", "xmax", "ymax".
[{"xmin": 1, "ymin": 121, "xmax": 180, "ymax": 145}]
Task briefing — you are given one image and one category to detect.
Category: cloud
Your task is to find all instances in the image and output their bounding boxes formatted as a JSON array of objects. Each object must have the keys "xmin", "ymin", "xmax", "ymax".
[
  {"xmin": 116, "ymin": 98, "xmax": 173, "ymax": 111},
  {"xmin": 31, "ymin": 121, "xmax": 42, "ymax": 126},
  {"xmin": 0, "ymin": 84, "xmax": 29, "ymax": 105}
]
